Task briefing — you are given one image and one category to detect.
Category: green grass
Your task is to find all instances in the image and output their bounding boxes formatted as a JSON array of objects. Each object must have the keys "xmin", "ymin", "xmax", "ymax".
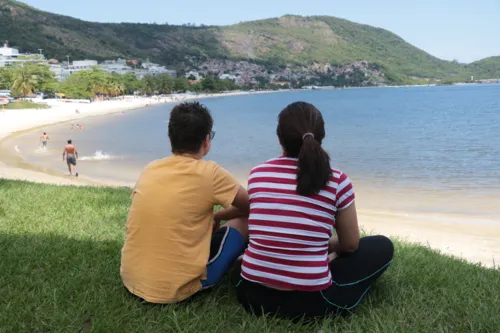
[
  {"xmin": 3, "ymin": 100, "xmax": 49, "ymax": 109},
  {"xmin": 0, "ymin": 179, "xmax": 499, "ymax": 332}
]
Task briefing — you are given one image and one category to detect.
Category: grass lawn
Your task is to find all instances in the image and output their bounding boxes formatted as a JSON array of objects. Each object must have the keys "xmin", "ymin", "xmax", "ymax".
[
  {"xmin": 3, "ymin": 100, "xmax": 49, "ymax": 110},
  {"xmin": 0, "ymin": 179, "xmax": 499, "ymax": 332}
]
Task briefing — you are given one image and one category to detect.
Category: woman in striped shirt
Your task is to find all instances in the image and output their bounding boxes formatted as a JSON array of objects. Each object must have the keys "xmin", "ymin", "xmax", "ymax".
[{"xmin": 232, "ymin": 101, "xmax": 394, "ymax": 319}]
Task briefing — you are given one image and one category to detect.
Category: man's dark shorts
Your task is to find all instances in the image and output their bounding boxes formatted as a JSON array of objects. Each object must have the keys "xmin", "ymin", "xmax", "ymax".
[
  {"xmin": 201, "ymin": 226, "xmax": 245, "ymax": 288},
  {"xmin": 67, "ymin": 156, "xmax": 77, "ymax": 165}
]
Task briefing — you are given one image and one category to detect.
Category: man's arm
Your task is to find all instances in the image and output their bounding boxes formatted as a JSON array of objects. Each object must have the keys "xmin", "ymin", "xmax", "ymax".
[
  {"xmin": 213, "ymin": 186, "xmax": 249, "ymax": 231},
  {"xmin": 62, "ymin": 149, "xmax": 66, "ymax": 161},
  {"xmin": 74, "ymin": 147, "xmax": 78, "ymax": 159},
  {"xmin": 214, "ymin": 186, "xmax": 249, "ymax": 222}
]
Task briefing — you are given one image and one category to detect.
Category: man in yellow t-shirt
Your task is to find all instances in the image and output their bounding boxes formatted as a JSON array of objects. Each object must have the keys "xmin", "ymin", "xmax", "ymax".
[{"xmin": 121, "ymin": 102, "xmax": 249, "ymax": 304}]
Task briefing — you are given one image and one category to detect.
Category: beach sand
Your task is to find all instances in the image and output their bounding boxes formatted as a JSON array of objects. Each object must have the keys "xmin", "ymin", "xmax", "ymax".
[
  {"xmin": 1, "ymin": 94, "xmax": 499, "ymax": 268},
  {"xmin": 357, "ymin": 211, "xmax": 499, "ymax": 268},
  {"xmin": 0, "ymin": 92, "xmax": 272, "ymax": 185}
]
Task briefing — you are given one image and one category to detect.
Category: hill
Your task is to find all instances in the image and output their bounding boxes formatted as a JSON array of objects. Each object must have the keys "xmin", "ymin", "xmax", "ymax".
[
  {"xmin": 1, "ymin": 0, "xmax": 499, "ymax": 82},
  {"xmin": 220, "ymin": 16, "xmax": 465, "ymax": 80},
  {"xmin": 466, "ymin": 56, "xmax": 500, "ymax": 79}
]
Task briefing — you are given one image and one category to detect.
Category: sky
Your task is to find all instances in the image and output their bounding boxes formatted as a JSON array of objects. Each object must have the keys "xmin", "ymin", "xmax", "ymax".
[{"xmin": 22, "ymin": 0, "xmax": 500, "ymax": 63}]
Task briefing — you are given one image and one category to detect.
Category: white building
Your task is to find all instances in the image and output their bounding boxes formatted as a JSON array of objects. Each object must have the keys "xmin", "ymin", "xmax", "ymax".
[
  {"xmin": 219, "ymin": 73, "xmax": 238, "ymax": 81},
  {"xmin": 141, "ymin": 60, "xmax": 177, "ymax": 78},
  {"xmin": 185, "ymin": 71, "xmax": 202, "ymax": 80},
  {"xmin": 100, "ymin": 59, "xmax": 133, "ymax": 75},
  {"xmin": 50, "ymin": 60, "xmax": 99, "ymax": 81},
  {"xmin": 70, "ymin": 60, "xmax": 98, "ymax": 70},
  {"xmin": 0, "ymin": 41, "xmax": 45, "ymax": 67},
  {"xmin": 49, "ymin": 64, "xmax": 65, "ymax": 81}
]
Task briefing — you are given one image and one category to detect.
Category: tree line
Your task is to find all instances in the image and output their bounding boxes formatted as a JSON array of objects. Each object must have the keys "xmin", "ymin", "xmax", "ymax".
[{"xmin": 0, "ymin": 64, "xmax": 243, "ymax": 99}]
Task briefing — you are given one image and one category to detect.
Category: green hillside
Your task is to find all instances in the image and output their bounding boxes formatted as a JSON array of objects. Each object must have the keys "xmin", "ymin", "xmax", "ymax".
[
  {"xmin": 466, "ymin": 56, "xmax": 500, "ymax": 79},
  {"xmin": 220, "ymin": 15, "xmax": 465, "ymax": 79},
  {"xmin": 1, "ymin": 0, "xmax": 499, "ymax": 81},
  {"xmin": 0, "ymin": 0, "xmax": 227, "ymax": 64}
]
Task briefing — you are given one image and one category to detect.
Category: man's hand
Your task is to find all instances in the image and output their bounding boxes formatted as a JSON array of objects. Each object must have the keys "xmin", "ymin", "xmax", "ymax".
[{"xmin": 212, "ymin": 219, "xmax": 221, "ymax": 234}]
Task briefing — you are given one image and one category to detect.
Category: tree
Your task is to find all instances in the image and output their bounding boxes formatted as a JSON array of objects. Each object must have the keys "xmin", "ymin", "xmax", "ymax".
[
  {"xmin": 0, "ymin": 67, "xmax": 14, "ymax": 90},
  {"xmin": 217, "ymin": 79, "xmax": 236, "ymax": 91},
  {"xmin": 174, "ymin": 78, "xmax": 189, "ymax": 92},
  {"xmin": 122, "ymin": 73, "xmax": 139, "ymax": 94},
  {"xmin": 106, "ymin": 74, "xmax": 125, "ymax": 96},
  {"xmin": 29, "ymin": 64, "xmax": 56, "ymax": 93},
  {"xmin": 142, "ymin": 76, "xmax": 157, "ymax": 95},
  {"xmin": 12, "ymin": 65, "xmax": 38, "ymax": 96},
  {"xmin": 157, "ymin": 74, "xmax": 174, "ymax": 94},
  {"xmin": 201, "ymin": 76, "xmax": 217, "ymax": 91},
  {"xmin": 189, "ymin": 82, "xmax": 202, "ymax": 93},
  {"xmin": 58, "ymin": 74, "xmax": 93, "ymax": 99}
]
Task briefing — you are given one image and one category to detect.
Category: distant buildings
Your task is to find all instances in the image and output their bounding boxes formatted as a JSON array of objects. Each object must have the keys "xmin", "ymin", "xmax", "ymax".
[
  {"xmin": 1, "ymin": 40, "xmax": 178, "ymax": 81},
  {"xmin": 0, "ymin": 41, "xmax": 45, "ymax": 67},
  {"xmin": 218, "ymin": 73, "xmax": 238, "ymax": 81},
  {"xmin": 140, "ymin": 60, "xmax": 177, "ymax": 78},
  {"xmin": 184, "ymin": 71, "xmax": 202, "ymax": 80},
  {"xmin": 47, "ymin": 58, "xmax": 178, "ymax": 81},
  {"xmin": 100, "ymin": 58, "xmax": 131, "ymax": 75},
  {"xmin": 49, "ymin": 64, "xmax": 64, "ymax": 81}
]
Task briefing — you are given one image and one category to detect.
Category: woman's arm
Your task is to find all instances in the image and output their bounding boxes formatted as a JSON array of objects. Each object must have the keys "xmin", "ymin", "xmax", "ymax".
[{"xmin": 329, "ymin": 202, "xmax": 360, "ymax": 253}]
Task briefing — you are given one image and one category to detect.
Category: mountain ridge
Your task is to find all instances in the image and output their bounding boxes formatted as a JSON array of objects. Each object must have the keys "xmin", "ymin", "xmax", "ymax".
[{"xmin": 1, "ymin": 0, "xmax": 499, "ymax": 82}]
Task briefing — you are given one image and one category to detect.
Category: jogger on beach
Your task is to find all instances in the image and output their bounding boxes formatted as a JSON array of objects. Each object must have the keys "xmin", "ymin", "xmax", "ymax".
[
  {"xmin": 40, "ymin": 132, "xmax": 49, "ymax": 151},
  {"xmin": 62, "ymin": 139, "xmax": 79, "ymax": 177}
]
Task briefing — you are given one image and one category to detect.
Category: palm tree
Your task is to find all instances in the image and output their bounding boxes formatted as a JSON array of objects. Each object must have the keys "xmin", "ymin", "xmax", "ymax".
[{"xmin": 12, "ymin": 66, "xmax": 37, "ymax": 96}]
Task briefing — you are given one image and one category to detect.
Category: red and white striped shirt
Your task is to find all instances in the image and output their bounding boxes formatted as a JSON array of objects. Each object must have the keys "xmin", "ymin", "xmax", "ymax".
[{"xmin": 241, "ymin": 157, "xmax": 355, "ymax": 291}]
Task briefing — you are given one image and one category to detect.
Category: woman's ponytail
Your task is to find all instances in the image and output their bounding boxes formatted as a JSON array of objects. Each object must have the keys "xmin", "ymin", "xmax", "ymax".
[
  {"xmin": 277, "ymin": 102, "xmax": 332, "ymax": 196},
  {"xmin": 297, "ymin": 134, "xmax": 332, "ymax": 196}
]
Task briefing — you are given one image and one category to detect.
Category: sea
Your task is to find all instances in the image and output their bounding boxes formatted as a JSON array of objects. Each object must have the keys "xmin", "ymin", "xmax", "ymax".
[{"xmin": 4, "ymin": 85, "xmax": 500, "ymax": 223}]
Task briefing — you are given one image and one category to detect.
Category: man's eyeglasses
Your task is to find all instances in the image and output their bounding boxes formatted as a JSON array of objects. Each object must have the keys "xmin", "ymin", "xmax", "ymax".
[{"xmin": 209, "ymin": 131, "xmax": 216, "ymax": 140}]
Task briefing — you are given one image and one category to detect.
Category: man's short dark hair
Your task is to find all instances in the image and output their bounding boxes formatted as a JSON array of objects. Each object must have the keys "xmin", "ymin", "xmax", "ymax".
[
  {"xmin": 68, "ymin": 140, "xmax": 72, "ymax": 144},
  {"xmin": 168, "ymin": 102, "xmax": 213, "ymax": 154}
]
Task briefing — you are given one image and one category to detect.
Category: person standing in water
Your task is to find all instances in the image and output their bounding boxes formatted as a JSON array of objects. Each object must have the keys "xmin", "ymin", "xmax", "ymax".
[
  {"xmin": 40, "ymin": 132, "xmax": 49, "ymax": 151},
  {"xmin": 62, "ymin": 139, "xmax": 79, "ymax": 177}
]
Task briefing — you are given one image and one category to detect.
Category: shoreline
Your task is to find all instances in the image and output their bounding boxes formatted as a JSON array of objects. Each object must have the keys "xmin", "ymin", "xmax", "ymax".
[
  {"xmin": 1, "ymin": 91, "xmax": 499, "ymax": 268},
  {"xmin": 0, "ymin": 90, "xmax": 283, "ymax": 186}
]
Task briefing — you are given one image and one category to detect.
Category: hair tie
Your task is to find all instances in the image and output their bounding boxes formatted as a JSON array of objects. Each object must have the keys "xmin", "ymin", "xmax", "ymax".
[{"xmin": 302, "ymin": 132, "xmax": 314, "ymax": 140}]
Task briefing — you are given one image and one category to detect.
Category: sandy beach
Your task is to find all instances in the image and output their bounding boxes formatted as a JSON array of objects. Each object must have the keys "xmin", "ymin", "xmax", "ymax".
[
  {"xmin": 1, "ymin": 92, "xmax": 499, "ymax": 268},
  {"xmin": 0, "ymin": 91, "xmax": 273, "ymax": 185}
]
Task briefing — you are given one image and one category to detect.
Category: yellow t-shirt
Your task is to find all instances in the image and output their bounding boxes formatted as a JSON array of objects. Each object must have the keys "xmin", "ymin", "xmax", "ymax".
[{"xmin": 120, "ymin": 155, "xmax": 240, "ymax": 303}]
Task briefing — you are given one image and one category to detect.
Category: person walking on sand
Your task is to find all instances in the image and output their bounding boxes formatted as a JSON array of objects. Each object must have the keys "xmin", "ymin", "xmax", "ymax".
[
  {"xmin": 62, "ymin": 140, "xmax": 79, "ymax": 177},
  {"xmin": 40, "ymin": 132, "xmax": 49, "ymax": 151}
]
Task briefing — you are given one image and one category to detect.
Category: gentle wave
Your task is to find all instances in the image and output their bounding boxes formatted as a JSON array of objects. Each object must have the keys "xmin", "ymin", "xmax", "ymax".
[
  {"xmin": 79, "ymin": 150, "xmax": 121, "ymax": 161},
  {"xmin": 35, "ymin": 147, "xmax": 47, "ymax": 154}
]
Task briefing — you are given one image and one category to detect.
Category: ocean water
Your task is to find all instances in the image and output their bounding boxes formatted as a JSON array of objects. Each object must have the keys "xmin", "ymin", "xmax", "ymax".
[{"xmin": 4, "ymin": 85, "xmax": 500, "ymax": 221}]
